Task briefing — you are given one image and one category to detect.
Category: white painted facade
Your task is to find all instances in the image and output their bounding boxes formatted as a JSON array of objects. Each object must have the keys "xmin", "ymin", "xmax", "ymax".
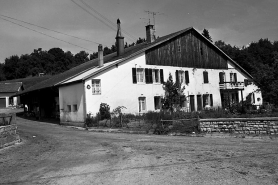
[
  {"xmin": 59, "ymin": 52, "xmax": 262, "ymax": 123},
  {"xmin": 59, "ymin": 83, "xmax": 85, "ymax": 122},
  {"xmin": 0, "ymin": 93, "xmax": 20, "ymax": 108}
]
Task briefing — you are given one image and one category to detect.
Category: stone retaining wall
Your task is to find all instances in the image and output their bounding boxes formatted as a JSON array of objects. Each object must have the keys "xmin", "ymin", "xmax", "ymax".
[
  {"xmin": 200, "ymin": 117, "xmax": 278, "ymax": 135},
  {"xmin": 0, "ymin": 113, "xmax": 20, "ymax": 148}
]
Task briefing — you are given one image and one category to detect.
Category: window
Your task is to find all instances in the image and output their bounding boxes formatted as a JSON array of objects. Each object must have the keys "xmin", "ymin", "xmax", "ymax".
[
  {"xmin": 202, "ymin": 94, "xmax": 213, "ymax": 108},
  {"xmin": 203, "ymin": 71, "xmax": 209, "ymax": 83},
  {"xmin": 176, "ymin": 70, "xmax": 185, "ymax": 84},
  {"xmin": 92, "ymin": 80, "xmax": 101, "ymax": 94},
  {"xmin": 133, "ymin": 68, "xmax": 164, "ymax": 84},
  {"xmin": 153, "ymin": 69, "xmax": 160, "ymax": 83},
  {"xmin": 219, "ymin": 72, "xmax": 225, "ymax": 84},
  {"xmin": 138, "ymin": 97, "xmax": 146, "ymax": 112},
  {"xmin": 203, "ymin": 94, "xmax": 209, "ymax": 108},
  {"xmin": 154, "ymin": 96, "xmax": 161, "ymax": 110},
  {"xmin": 230, "ymin": 73, "xmax": 237, "ymax": 82},
  {"xmin": 179, "ymin": 71, "xmax": 184, "ymax": 84},
  {"xmin": 73, "ymin": 104, "xmax": 77, "ymax": 112},
  {"xmin": 180, "ymin": 95, "xmax": 187, "ymax": 108},
  {"xmin": 67, "ymin": 105, "xmax": 71, "ymax": 112},
  {"xmin": 137, "ymin": 68, "xmax": 145, "ymax": 83}
]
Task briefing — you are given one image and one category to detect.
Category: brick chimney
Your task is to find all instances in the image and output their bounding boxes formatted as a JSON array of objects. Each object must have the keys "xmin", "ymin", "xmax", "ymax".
[
  {"xmin": 115, "ymin": 19, "xmax": 124, "ymax": 56},
  {"xmin": 146, "ymin": 24, "xmax": 156, "ymax": 43},
  {"xmin": 98, "ymin": 44, "xmax": 103, "ymax": 67}
]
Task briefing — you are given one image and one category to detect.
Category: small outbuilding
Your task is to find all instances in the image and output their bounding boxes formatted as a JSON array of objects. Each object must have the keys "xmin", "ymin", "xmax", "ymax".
[{"xmin": 0, "ymin": 82, "xmax": 23, "ymax": 108}]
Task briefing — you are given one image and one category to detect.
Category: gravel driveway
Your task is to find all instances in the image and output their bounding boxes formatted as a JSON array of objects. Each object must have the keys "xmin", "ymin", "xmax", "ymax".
[{"xmin": 0, "ymin": 116, "xmax": 278, "ymax": 185}]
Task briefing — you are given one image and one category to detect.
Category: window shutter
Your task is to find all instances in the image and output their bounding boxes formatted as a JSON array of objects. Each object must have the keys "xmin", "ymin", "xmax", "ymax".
[
  {"xmin": 132, "ymin": 68, "xmax": 137, "ymax": 84},
  {"xmin": 219, "ymin": 72, "xmax": 224, "ymax": 84},
  {"xmin": 149, "ymin": 68, "xmax": 153, "ymax": 83},
  {"xmin": 234, "ymin": 73, "xmax": 237, "ymax": 83},
  {"xmin": 160, "ymin": 69, "xmax": 164, "ymax": 83},
  {"xmin": 185, "ymin": 71, "xmax": 189, "ymax": 84},
  {"xmin": 190, "ymin": 95, "xmax": 195, "ymax": 112},
  {"xmin": 145, "ymin": 68, "xmax": 149, "ymax": 83},
  {"xmin": 203, "ymin": 71, "xmax": 208, "ymax": 83},
  {"xmin": 203, "ymin": 95, "xmax": 206, "ymax": 108},
  {"xmin": 197, "ymin": 95, "xmax": 202, "ymax": 111},
  {"xmin": 175, "ymin": 70, "xmax": 179, "ymax": 83},
  {"xmin": 210, "ymin": 94, "xmax": 213, "ymax": 106}
]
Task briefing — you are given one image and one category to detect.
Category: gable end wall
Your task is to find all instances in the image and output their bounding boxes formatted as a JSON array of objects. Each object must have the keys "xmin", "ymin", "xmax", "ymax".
[{"xmin": 146, "ymin": 30, "xmax": 228, "ymax": 69}]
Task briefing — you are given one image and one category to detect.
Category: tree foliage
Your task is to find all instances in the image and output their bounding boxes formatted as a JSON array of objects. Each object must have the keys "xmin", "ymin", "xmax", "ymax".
[
  {"xmin": 0, "ymin": 37, "xmax": 146, "ymax": 81},
  {"xmin": 162, "ymin": 73, "xmax": 185, "ymax": 112},
  {"xmin": 202, "ymin": 28, "xmax": 212, "ymax": 42},
  {"xmin": 215, "ymin": 38, "xmax": 278, "ymax": 106},
  {"xmin": 99, "ymin": 103, "xmax": 111, "ymax": 120}
]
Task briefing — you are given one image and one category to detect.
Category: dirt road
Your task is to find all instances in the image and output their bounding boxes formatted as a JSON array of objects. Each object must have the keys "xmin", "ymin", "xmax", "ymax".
[{"xmin": 0, "ymin": 117, "xmax": 278, "ymax": 185}]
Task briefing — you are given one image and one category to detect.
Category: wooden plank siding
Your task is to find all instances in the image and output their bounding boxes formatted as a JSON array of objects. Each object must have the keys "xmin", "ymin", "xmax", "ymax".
[{"xmin": 145, "ymin": 30, "xmax": 228, "ymax": 69}]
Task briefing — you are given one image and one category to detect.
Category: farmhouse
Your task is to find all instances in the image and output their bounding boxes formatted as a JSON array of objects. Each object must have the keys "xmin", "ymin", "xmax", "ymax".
[
  {"xmin": 0, "ymin": 82, "xmax": 23, "ymax": 108},
  {"xmin": 13, "ymin": 19, "xmax": 262, "ymax": 124}
]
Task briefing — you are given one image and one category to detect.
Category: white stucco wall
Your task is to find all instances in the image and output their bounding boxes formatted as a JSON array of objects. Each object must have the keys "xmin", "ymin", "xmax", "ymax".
[
  {"xmin": 59, "ymin": 52, "xmax": 263, "ymax": 119},
  {"xmin": 81, "ymin": 53, "xmax": 262, "ymax": 116},
  {"xmin": 59, "ymin": 83, "xmax": 85, "ymax": 123}
]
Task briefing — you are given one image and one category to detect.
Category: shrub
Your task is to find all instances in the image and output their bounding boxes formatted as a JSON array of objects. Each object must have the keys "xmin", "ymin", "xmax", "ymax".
[
  {"xmin": 99, "ymin": 103, "xmax": 111, "ymax": 120},
  {"xmin": 84, "ymin": 113, "xmax": 98, "ymax": 127}
]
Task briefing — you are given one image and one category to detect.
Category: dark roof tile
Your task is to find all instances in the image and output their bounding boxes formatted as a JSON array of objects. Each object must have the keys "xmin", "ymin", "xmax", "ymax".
[{"xmin": 0, "ymin": 82, "xmax": 22, "ymax": 93}]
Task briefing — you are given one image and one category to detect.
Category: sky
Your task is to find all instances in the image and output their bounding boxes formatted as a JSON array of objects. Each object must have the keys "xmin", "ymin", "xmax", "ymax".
[{"xmin": 0, "ymin": 0, "xmax": 278, "ymax": 63}]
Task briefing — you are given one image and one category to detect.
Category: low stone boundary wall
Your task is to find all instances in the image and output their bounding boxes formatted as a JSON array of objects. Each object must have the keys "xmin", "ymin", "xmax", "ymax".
[
  {"xmin": 0, "ymin": 113, "xmax": 20, "ymax": 148},
  {"xmin": 200, "ymin": 117, "xmax": 278, "ymax": 135}
]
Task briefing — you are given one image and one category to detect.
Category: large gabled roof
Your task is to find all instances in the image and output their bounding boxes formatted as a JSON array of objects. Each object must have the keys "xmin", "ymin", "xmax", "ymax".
[
  {"xmin": 0, "ymin": 82, "xmax": 22, "ymax": 93},
  {"xmin": 13, "ymin": 27, "xmax": 253, "ymax": 97}
]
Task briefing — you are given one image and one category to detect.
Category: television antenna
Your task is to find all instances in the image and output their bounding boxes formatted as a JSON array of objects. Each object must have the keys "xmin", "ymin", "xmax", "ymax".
[
  {"xmin": 139, "ymin": 17, "xmax": 150, "ymax": 25},
  {"xmin": 144, "ymin": 10, "xmax": 164, "ymax": 29}
]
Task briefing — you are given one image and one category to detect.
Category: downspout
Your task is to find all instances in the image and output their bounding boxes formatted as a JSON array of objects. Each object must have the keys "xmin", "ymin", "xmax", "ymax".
[{"xmin": 83, "ymin": 80, "xmax": 87, "ymax": 124}]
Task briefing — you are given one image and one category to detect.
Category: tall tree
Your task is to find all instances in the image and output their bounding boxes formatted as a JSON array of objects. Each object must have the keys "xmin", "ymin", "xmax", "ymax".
[
  {"xmin": 202, "ymin": 28, "xmax": 212, "ymax": 42},
  {"xmin": 3, "ymin": 55, "xmax": 20, "ymax": 80},
  {"xmin": 0, "ymin": 63, "xmax": 6, "ymax": 81}
]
